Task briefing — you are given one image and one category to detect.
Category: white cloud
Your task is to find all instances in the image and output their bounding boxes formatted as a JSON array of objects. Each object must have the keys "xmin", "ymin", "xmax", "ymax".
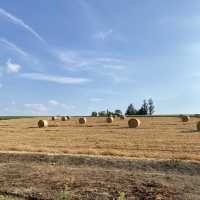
[
  {"xmin": 55, "ymin": 50, "xmax": 126, "ymax": 71},
  {"xmin": 0, "ymin": 38, "xmax": 29, "ymax": 57},
  {"xmin": 6, "ymin": 59, "xmax": 21, "ymax": 73},
  {"xmin": 49, "ymin": 100, "xmax": 60, "ymax": 106},
  {"xmin": 20, "ymin": 73, "xmax": 90, "ymax": 85},
  {"xmin": 93, "ymin": 29, "xmax": 113, "ymax": 40},
  {"xmin": 24, "ymin": 103, "xmax": 47, "ymax": 113},
  {"xmin": 54, "ymin": 50, "xmax": 135, "ymax": 83},
  {"xmin": 49, "ymin": 99, "xmax": 75, "ymax": 110},
  {"xmin": 0, "ymin": 8, "xmax": 45, "ymax": 42},
  {"xmin": 56, "ymin": 50, "xmax": 89, "ymax": 68}
]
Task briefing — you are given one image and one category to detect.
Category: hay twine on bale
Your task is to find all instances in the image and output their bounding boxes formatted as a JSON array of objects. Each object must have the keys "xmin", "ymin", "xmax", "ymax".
[
  {"xmin": 79, "ymin": 117, "xmax": 87, "ymax": 124},
  {"xmin": 38, "ymin": 120, "xmax": 48, "ymax": 128},
  {"xmin": 181, "ymin": 115, "xmax": 190, "ymax": 122},
  {"xmin": 128, "ymin": 118, "xmax": 141, "ymax": 128},
  {"xmin": 106, "ymin": 117, "xmax": 114, "ymax": 123}
]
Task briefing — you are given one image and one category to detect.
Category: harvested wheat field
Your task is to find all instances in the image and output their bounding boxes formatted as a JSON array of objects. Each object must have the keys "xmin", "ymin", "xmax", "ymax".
[
  {"xmin": 0, "ymin": 116, "xmax": 200, "ymax": 199},
  {"xmin": 0, "ymin": 116, "xmax": 200, "ymax": 160}
]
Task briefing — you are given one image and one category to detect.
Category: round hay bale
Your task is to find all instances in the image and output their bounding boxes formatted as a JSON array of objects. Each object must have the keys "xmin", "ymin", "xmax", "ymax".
[
  {"xmin": 38, "ymin": 120, "xmax": 48, "ymax": 128},
  {"xmin": 181, "ymin": 115, "xmax": 190, "ymax": 122},
  {"xmin": 51, "ymin": 116, "xmax": 58, "ymax": 121},
  {"xmin": 66, "ymin": 116, "xmax": 71, "ymax": 120},
  {"xmin": 106, "ymin": 117, "xmax": 114, "ymax": 123},
  {"xmin": 197, "ymin": 121, "xmax": 200, "ymax": 131},
  {"xmin": 128, "ymin": 118, "xmax": 141, "ymax": 128},
  {"xmin": 79, "ymin": 117, "xmax": 87, "ymax": 124},
  {"xmin": 61, "ymin": 116, "xmax": 67, "ymax": 121},
  {"xmin": 120, "ymin": 115, "xmax": 126, "ymax": 120}
]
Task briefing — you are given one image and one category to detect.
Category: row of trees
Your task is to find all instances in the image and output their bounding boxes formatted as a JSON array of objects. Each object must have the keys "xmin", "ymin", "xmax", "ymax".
[
  {"xmin": 91, "ymin": 98, "xmax": 155, "ymax": 117},
  {"xmin": 125, "ymin": 98, "xmax": 155, "ymax": 115},
  {"xmin": 92, "ymin": 109, "xmax": 123, "ymax": 117}
]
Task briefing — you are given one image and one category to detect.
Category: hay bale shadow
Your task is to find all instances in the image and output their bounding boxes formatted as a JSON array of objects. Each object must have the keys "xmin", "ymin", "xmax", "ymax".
[
  {"xmin": 111, "ymin": 126, "xmax": 129, "ymax": 129},
  {"xmin": 180, "ymin": 129, "xmax": 199, "ymax": 133},
  {"xmin": 48, "ymin": 125, "xmax": 59, "ymax": 127}
]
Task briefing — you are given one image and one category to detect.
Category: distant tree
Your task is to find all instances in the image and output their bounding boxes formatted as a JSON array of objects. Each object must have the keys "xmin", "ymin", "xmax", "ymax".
[
  {"xmin": 114, "ymin": 109, "xmax": 122, "ymax": 116},
  {"xmin": 137, "ymin": 100, "xmax": 148, "ymax": 115},
  {"xmin": 106, "ymin": 109, "xmax": 109, "ymax": 116},
  {"xmin": 105, "ymin": 109, "xmax": 115, "ymax": 117},
  {"xmin": 107, "ymin": 111, "xmax": 113, "ymax": 117},
  {"xmin": 125, "ymin": 104, "xmax": 137, "ymax": 115},
  {"xmin": 148, "ymin": 98, "xmax": 155, "ymax": 115},
  {"xmin": 91, "ymin": 111, "xmax": 98, "ymax": 117},
  {"xmin": 98, "ymin": 111, "xmax": 107, "ymax": 117}
]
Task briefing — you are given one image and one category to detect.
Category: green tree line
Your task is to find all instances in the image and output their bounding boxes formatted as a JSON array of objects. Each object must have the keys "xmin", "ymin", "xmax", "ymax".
[{"xmin": 91, "ymin": 98, "xmax": 155, "ymax": 117}]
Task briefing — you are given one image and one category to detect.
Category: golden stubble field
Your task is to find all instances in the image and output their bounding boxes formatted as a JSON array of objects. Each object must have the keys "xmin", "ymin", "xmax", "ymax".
[
  {"xmin": 0, "ymin": 116, "xmax": 200, "ymax": 161},
  {"xmin": 0, "ymin": 116, "xmax": 200, "ymax": 199}
]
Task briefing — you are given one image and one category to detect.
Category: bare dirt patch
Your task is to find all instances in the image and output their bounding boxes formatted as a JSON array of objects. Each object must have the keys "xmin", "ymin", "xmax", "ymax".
[{"xmin": 1, "ymin": 153, "xmax": 199, "ymax": 199}]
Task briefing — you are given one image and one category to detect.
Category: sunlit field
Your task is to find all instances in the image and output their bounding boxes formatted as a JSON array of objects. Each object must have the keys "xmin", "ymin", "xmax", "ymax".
[
  {"xmin": 0, "ymin": 116, "xmax": 200, "ymax": 199},
  {"xmin": 0, "ymin": 116, "xmax": 200, "ymax": 161}
]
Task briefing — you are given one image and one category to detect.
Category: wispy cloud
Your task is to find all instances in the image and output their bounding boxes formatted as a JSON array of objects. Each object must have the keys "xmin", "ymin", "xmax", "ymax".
[
  {"xmin": 55, "ymin": 50, "xmax": 127, "ymax": 71},
  {"xmin": 54, "ymin": 50, "xmax": 134, "ymax": 83},
  {"xmin": 56, "ymin": 50, "xmax": 89, "ymax": 69},
  {"xmin": 23, "ymin": 103, "xmax": 47, "ymax": 113},
  {"xmin": 20, "ymin": 73, "xmax": 90, "ymax": 85},
  {"xmin": 93, "ymin": 29, "xmax": 113, "ymax": 40},
  {"xmin": 0, "ymin": 8, "xmax": 45, "ymax": 42},
  {"xmin": 0, "ymin": 38, "xmax": 29, "ymax": 57},
  {"xmin": 49, "ymin": 100, "xmax": 60, "ymax": 106},
  {"xmin": 6, "ymin": 59, "xmax": 21, "ymax": 73},
  {"xmin": 49, "ymin": 100, "xmax": 75, "ymax": 110}
]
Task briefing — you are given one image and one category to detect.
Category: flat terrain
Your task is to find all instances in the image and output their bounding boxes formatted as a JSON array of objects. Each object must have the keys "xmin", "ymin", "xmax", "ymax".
[
  {"xmin": 0, "ymin": 116, "xmax": 200, "ymax": 160},
  {"xmin": 0, "ymin": 116, "xmax": 200, "ymax": 199}
]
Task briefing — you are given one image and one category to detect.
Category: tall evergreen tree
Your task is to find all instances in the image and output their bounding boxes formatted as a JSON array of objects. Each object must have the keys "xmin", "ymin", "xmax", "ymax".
[
  {"xmin": 148, "ymin": 98, "xmax": 155, "ymax": 115},
  {"xmin": 137, "ymin": 100, "xmax": 148, "ymax": 115},
  {"xmin": 125, "ymin": 104, "xmax": 137, "ymax": 115}
]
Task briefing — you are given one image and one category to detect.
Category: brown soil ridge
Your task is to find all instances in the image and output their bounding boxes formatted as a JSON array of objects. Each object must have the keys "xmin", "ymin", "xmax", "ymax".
[{"xmin": 0, "ymin": 152, "xmax": 200, "ymax": 175}]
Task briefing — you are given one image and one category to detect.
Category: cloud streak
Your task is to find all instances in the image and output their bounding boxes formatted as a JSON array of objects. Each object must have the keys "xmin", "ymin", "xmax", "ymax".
[
  {"xmin": 49, "ymin": 100, "xmax": 75, "ymax": 110},
  {"xmin": 0, "ymin": 38, "xmax": 29, "ymax": 57},
  {"xmin": 93, "ymin": 29, "xmax": 113, "ymax": 40},
  {"xmin": 55, "ymin": 50, "xmax": 127, "ymax": 71},
  {"xmin": 20, "ymin": 73, "xmax": 90, "ymax": 85},
  {"xmin": 23, "ymin": 103, "xmax": 47, "ymax": 113},
  {"xmin": 0, "ymin": 8, "xmax": 45, "ymax": 42}
]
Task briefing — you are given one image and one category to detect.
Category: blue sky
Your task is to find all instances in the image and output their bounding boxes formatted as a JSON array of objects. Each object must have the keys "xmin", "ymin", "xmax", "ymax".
[{"xmin": 0, "ymin": 0, "xmax": 200, "ymax": 115}]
